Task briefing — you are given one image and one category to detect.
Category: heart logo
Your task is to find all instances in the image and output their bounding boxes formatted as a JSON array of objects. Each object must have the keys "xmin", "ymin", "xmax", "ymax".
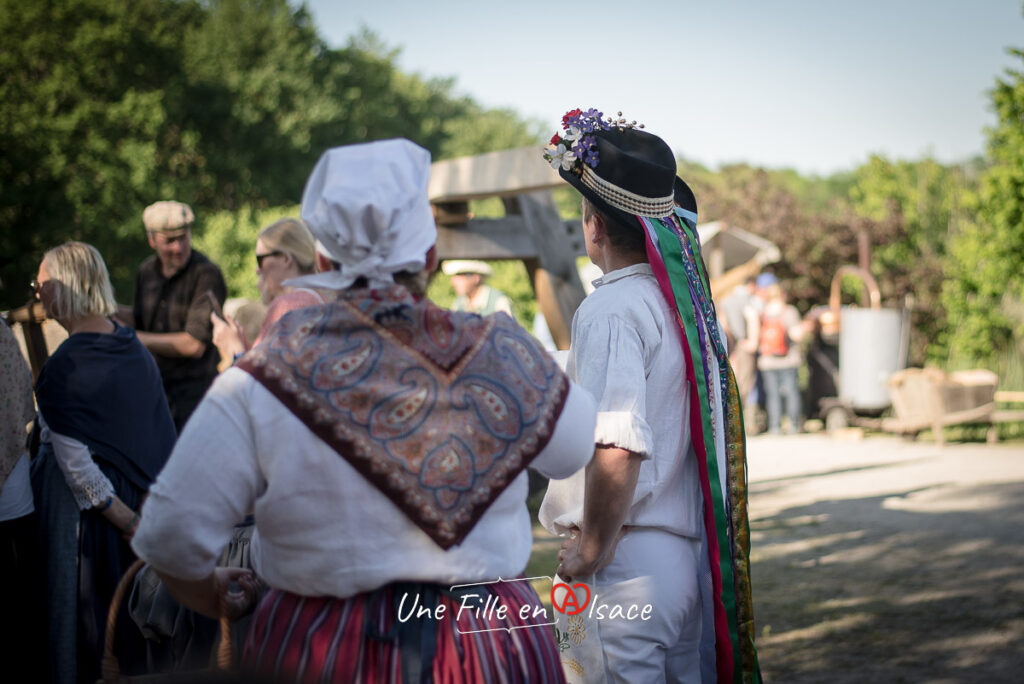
[{"xmin": 551, "ymin": 582, "xmax": 591, "ymax": 615}]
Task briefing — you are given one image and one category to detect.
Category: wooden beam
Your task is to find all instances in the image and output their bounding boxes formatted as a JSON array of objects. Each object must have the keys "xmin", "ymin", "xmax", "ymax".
[
  {"xmin": 433, "ymin": 201, "xmax": 470, "ymax": 226},
  {"xmin": 507, "ymin": 192, "xmax": 587, "ymax": 350},
  {"xmin": 435, "ymin": 216, "xmax": 587, "ymax": 262},
  {"xmin": 5, "ymin": 301, "xmax": 50, "ymax": 380},
  {"xmin": 435, "ymin": 217, "xmax": 538, "ymax": 261},
  {"xmin": 429, "ymin": 146, "xmax": 563, "ymax": 202}
]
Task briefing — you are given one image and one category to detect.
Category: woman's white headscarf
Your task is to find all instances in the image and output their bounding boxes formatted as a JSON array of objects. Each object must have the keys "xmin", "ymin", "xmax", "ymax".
[{"xmin": 286, "ymin": 139, "xmax": 436, "ymax": 291}]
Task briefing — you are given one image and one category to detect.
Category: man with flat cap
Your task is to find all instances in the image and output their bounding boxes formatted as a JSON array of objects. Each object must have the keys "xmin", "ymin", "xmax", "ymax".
[{"xmin": 132, "ymin": 200, "xmax": 226, "ymax": 432}]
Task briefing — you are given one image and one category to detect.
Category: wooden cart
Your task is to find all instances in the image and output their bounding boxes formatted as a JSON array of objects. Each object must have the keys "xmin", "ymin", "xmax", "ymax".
[{"xmin": 881, "ymin": 368, "xmax": 1024, "ymax": 445}]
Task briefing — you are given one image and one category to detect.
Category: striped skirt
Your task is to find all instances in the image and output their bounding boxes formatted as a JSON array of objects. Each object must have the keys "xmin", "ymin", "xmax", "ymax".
[{"xmin": 242, "ymin": 578, "xmax": 566, "ymax": 683}]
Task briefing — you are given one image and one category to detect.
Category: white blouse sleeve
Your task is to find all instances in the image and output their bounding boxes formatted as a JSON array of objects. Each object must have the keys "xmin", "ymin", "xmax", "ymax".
[
  {"xmin": 529, "ymin": 381, "xmax": 596, "ymax": 480},
  {"xmin": 568, "ymin": 315, "xmax": 654, "ymax": 460},
  {"xmin": 38, "ymin": 413, "xmax": 115, "ymax": 510},
  {"xmin": 132, "ymin": 368, "xmax": 265, "ymax": 581}
]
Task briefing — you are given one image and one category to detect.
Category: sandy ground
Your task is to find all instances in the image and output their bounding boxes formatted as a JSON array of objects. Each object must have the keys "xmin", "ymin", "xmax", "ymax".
[{"xmin": 747, "ymin": 432, "xmax": 1024, "ymax": 683}]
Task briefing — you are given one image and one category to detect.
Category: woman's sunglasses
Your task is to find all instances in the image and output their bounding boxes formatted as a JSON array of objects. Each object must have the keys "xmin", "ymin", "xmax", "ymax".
[{"xmin": 255, "ymin": 251, "xmax": 284, "ymax": 269}]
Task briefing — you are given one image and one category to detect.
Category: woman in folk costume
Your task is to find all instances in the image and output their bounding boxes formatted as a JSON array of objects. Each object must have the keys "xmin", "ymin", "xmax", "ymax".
[
  {"xmin": 539, "ymin": 110, "xmax": 761, "ymax": 683},
  {"xmin": 132, "ymin": 139, "xmax": 598, "ymax": 683},
  {"xmin": 31, "ymin": 241, "xmax": 176, "ymax": 683}
]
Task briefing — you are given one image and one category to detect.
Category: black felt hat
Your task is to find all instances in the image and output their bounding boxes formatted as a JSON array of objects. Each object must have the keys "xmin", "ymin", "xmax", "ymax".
[{"xmin": 558, "ymin": 126, "xmax": 697, "ymax": 229}]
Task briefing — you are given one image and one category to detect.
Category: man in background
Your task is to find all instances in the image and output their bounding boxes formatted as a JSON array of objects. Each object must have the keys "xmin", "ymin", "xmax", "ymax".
[
  {"xmin": 756, "ymin": 274, "xmax": 811, "ymax": 434},
  {"xmin": 131, "ymin": 201, "xmax": 226, "ymax": 432},
  {"xmin": 442, "ymin": 259, "xmax": 513, "ymax": 316},
  {"xmin": 720, "ymin": 275, "xmax": 760, "ymax": 414}
]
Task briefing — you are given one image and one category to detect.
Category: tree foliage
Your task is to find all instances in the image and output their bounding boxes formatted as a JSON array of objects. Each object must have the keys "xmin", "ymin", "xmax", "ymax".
[
  {"xmin": 684, "ymin": 162, "xmax": 871, "ymax": 312},
  {"xmin": 0, "ymin": 0, "xmax": 539, "ymax": 310},
  {"xmin": 941, "ymin": 47, "xmax": 1024, "ymax": 374},
  {"xmin": 847, "ymin": 156, "xmax": 978, "ymax": 364},
  {"xmin": 3, "ymin": 0, "xmax": 1019, "ymax": 388},
  {"xmin": 0, "ymin": 0, "xmax": 204, "ymax": 306},
  {"xmin": 679, "ymin": 156, "xmax": 979, "ymax": 367}
]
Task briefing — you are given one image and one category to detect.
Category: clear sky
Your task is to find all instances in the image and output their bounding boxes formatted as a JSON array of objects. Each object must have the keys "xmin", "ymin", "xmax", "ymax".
[{"xmin": 300, "ymin": 0, "xmax": 1023, "ymax": 176}]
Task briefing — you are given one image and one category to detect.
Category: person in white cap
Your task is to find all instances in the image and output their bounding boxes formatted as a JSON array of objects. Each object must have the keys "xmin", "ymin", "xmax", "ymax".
[
  {"xmin": 441, "ymin": 259, "xmax": 514, "ymax": 317},
  {"xmin": 132, "ymin": 139, "xmax": 597, "ymax": 683}
]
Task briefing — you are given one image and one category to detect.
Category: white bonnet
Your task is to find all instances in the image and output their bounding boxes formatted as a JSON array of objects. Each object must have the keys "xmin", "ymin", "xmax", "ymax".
[{"xmin": 286, "ymin": 139, "xmax": 436, "ymax": 290}]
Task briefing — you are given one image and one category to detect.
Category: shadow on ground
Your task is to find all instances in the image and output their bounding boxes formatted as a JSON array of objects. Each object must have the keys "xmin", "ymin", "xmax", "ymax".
[{"xmin": 751, "ymin": 480, "xmax": 1024, "ymax": 683}]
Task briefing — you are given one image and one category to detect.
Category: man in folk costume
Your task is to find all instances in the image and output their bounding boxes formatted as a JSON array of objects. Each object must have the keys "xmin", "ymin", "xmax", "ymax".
[
  {"xmin": 539, "ymin": 110, "xmax": 760, "ymax": 683},
  {"xmin": 133, "ymin": 139, "xmax": 598, "ymax": 682}
]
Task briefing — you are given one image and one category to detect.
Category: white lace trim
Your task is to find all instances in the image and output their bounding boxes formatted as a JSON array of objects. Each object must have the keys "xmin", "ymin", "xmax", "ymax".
[{"xmin": 70, "ymin": 470, "xmax": 115, "ymax": 511}]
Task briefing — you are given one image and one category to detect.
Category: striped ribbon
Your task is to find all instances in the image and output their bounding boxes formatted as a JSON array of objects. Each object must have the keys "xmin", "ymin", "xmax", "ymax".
[{"xmin": 638, "ymin": 209, "xmax": 762, "ymax": 684}]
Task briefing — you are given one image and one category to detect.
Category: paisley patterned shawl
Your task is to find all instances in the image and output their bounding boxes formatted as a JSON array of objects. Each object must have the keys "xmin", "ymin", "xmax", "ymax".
[
  {"xmin": 639, "ymin": 209, "xmax": 762, "ymax": 684},
  {"xmin": 236, "ymin": 286, "xmax": 569, "ymax": 550}
]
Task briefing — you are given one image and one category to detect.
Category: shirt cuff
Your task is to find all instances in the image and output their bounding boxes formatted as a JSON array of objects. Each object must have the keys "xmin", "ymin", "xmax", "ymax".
[
  {"xmin": 593, "ymin": 411, "xmax": 654, "ymax": 460},
  {"xmin": 70, "ymin": 470, "xmax": 115, "ymax": 511}
]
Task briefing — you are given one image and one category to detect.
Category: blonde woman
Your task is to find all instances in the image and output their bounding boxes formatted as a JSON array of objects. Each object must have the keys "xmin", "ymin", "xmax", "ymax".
[
  {"xmin": 211, "ymin": 217, "xmax": 322, "ymax": 360},
  {"xmin": 31, "ymin": 241, "xmax": 176, "ymax": 683}
]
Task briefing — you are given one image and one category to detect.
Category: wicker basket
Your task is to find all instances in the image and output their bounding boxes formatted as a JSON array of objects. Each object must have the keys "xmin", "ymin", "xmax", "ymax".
[{"xmin": 97, "ymin": 559, "xmax": 234, "ymax": 683}]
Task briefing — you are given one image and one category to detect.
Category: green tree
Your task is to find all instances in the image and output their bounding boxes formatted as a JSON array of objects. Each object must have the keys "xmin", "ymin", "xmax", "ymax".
[
  {"xmin": 941, "ymin": 46, "xmax": 1024, "ymax": 376},
  {"xmin": 682, "ymin": 161, "xmax": 874, "ymax": 314},
  {"xmin": 0, "ymin": 0, "xmax": 204, "ymax": 308},
  {"xmin": 0, "ymin": 0, "xmax": 541, "ymax": 311},
  {"xmin": 849, "ymin": 155, "xmax": 977, "ymax": 364},
  {"xmin": 439, "ymin": 106, "xmax": 542, "ymax": 158},
  {"xmin": 179, "ymin": 0, "xmax": 344, "ymax": 208}
]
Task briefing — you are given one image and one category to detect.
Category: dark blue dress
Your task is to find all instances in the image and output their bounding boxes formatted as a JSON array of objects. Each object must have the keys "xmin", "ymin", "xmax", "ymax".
[{"xmin": 32, "ymin": 322, "xmax": 175, "ymax": 684}]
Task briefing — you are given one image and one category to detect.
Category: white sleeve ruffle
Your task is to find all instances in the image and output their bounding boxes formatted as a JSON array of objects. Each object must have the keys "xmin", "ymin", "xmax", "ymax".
[
  {"xmin": 594, "ymin": 410, "xmax": 654, "ymax": 459},
  {"xmin": 39, "ymin": 414, "xmax": 115, "ymax": 510}
]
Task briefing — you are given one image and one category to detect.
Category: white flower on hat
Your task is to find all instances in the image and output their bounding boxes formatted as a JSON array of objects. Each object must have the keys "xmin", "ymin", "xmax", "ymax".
[{"xmin": 548, "ymin": 143, "xmax": 575, "ymax": 171}]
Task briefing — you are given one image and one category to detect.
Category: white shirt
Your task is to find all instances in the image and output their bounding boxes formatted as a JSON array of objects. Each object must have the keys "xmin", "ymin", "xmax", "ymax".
[
  {"xmin": 133, "ymin": 367, "xmax": 596, "ymax": 597},
  {"xmin": 0, "ymin": 454, "xmax": 34, "ymax": 521},
  {"xmin": 540, "ymin": 263, "xmax": 703, "ymax": 540}
]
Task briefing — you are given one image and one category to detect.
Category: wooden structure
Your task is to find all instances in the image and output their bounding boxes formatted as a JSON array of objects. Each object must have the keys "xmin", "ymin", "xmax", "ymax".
[
  {"xmin": 5, "ymin": 301, "xmax": 52, "ymax": 381},
  {"xmin": 428, "ymin": 147, "xmax": 782, "ymax": 347},
  {"xmin": 429, "ymin": 146, "xmax": 587, "ymax": 350},
  {"xmin": 696, "ymin": 221, "xmax": 781, "ymax": 301}
]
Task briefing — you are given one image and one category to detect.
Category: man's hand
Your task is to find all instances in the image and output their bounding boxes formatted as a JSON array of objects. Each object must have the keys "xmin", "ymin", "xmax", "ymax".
[
  {"xmin": 555, "ymin": 447, "xmax": 643, "ymax": 583},
  {"xmin": 556, "ymin": 526, "xmax": 627, "ymax": 583},
  {"xmin": 136, "ymin": 330, "xmax": 206, "ymax": 358},
  {"xmin": 557, "ymin": 528, "xmax": 598, "ymax": 583}
]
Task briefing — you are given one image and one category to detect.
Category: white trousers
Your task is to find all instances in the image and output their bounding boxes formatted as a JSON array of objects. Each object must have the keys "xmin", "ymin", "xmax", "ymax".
[{"xmin": 558, "ymin": 528, "xmax": 704, "ymax": 684}]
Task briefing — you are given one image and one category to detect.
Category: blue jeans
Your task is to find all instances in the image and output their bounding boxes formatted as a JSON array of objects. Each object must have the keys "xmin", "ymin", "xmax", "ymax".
[{"xmin": 762, "ymin": 367, "xmax": 802, "ymax": 433}]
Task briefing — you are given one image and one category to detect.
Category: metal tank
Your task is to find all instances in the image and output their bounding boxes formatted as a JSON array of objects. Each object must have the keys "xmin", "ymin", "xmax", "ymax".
[
  {"xmin": 829, "ymin": 266, "xmax": 909, "ymax": 414},
  {"xmin": 839, "ymin": 307, "xmax": 905, "ymax": 410}
]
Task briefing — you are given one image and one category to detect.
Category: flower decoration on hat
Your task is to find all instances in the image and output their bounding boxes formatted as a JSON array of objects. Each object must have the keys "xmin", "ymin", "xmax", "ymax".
[{"xmin": 543, "ymin": 108, "xmax": 644, "ymax": 175}]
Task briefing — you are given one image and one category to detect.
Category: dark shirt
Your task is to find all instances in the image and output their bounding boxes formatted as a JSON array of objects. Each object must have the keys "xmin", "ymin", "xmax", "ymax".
[{"xmin": 132, "ymin": 250, "xmax": 226, "ymax": 391}]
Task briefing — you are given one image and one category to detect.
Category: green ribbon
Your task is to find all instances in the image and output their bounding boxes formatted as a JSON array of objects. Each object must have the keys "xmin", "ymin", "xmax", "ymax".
[{"xmin": 649, "ymin": 218, "xmax": 743, "ymax": 677}]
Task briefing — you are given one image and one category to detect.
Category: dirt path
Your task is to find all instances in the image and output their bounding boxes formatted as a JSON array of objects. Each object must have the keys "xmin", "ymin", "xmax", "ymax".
[{"xmin": 747, "ymin": 433, "xmax": 1024, "ymax": 683}]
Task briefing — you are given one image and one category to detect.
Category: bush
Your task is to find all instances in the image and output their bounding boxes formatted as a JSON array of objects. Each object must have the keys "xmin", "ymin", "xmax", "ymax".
[{"xmin": 193, "ymin": 204, "xmax": 301, "ymax": 300}]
